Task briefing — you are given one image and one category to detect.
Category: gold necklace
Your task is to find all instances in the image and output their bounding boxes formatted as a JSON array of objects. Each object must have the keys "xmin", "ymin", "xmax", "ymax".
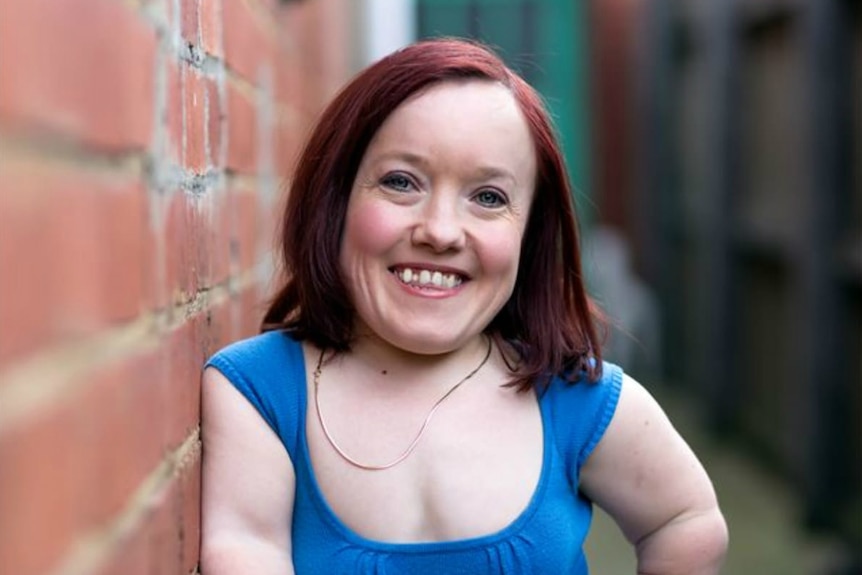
[{"xmin": 313, "ymin": 337, "xmax": 493, "ymax": 471}]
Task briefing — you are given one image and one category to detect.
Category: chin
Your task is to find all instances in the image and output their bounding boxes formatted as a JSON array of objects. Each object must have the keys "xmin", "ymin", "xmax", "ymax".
[{"xmin": 379, "ymin": 329, "xmax": 473, "ymax": 356}]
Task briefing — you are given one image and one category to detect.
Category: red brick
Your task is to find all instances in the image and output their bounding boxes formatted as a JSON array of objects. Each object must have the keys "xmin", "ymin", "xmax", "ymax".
[
  {"xmin": 90, "ymin": 349, "xmax": 174, "ymax": 517},
  {"xmin": 96, "ymin": 517, "xmax": 149, "ymax": 575},
  {"xmin": 183, "ymin": 64, "xmax": 208, "ymax": 172},
  {"xmin": 100, "ymin": 186, "xmax": 148, "ymax": 317},
  {"xmin": 0, "ymin": 353, "xmax": 167, "ymax": 572},
  {"xmin": 259, "ymin": 187, "xmax": 283, "ymax": 264},
  {"xmin": 0, "ymin": 162, "xmax": 147, "ymax": 364},
  {"xmin": 275, "ymin": 0, "xmax": 304, "ymax": 48},
  {"xmin": 165, "ymin": 191, "xmax": 211, "ymax": 303},
  {"xmin": 58, "ymin": 181, "xmax": 147, "ymax": 322},
  {"xmin": 222, "ymin": 0, "xmax": 275, "ymax": 84},
  {"xmin": 180, "ymin": 455, "xmax": 202, "ymax": 573},
  {"xmin": 93, "ymin": 474, "xmax": 173, "ymax": 575},
  {"xmin": 167, "ymin": 59, "xmax": 184, "ymax": 164},
  {"xmin": 143, "ymin": 483, "xmax": 180, "ymax": 575},
  {"xmin": 164, "ymin": 320, "xmax": 205, "ymax": 444},
  {"xmin": 142, "ymin": 193, "xmax": 168, "ymax": 313},
  {"xmin": 0, "ymin": 341, "xmax": 200, "ymax": 574},
  {"xmin": 165, "ymin": 184, "xmax": 240, "ymax": 298},
  {"xmin": 313, "ymin": 0, "xmax": 352, "ymax": 100},
  {"xmin": 124, "ymin": 349, "xmax": 175, "ymax": 479},
  {"xmin": 204, "ymin": 298, "xmax": 235, "ymax": 354},
  {"xmin": 255, "ymin": 0, "xmax": 280, "ymax": 14},
  {"xmin": 275, "ymin": 115, "xmax": 303, "ymax": 180},
  {"xmin": 180, "ymin": 0, "xmax": 200, "ymax": 45},
  {"xmin": 0, "ymin": 1, "xmax": 364, "ymax": 572},
  {"xmin": 0, "ymin": 405, "xmax": 83, "ymax": 575},
  {"xmin": 0, "ymin": 166, "xmax": 54, "ymax": 364},
  {"xmin": 201, "ymin": 0, "xmax": 224, "ymax": 58},
  {"xmin": 238, "ymin": 281, "xmax": 264, "ymax": 338},
  {"xmin": 226, "ymin": 83, "xmax": 258, "ymax": 174},
  {"xmin": 207, "ymin": 79, "xmax": 224, "ymax": 167},
  {"xmin": 69, "ymin": 349, "xmax": 170, "ymax": 530},
  {"xmin": 230, "ymin": 188, "xmax": 259, "ymax": 271},
  {"xmin": 212, "ymin": 190, "xmax": 233, "ymax": 286},
  {"xmin": 0, "ymin": 0, "xmax": 157, "ymax": 150},
  {"xmin": 258, "ymin": 214, "xmax": 276, "ymax": 278},
  {"xmin": 275, "ymin": 44, "xmax": 303, "ymax": 111},
  {"xmin": 293, "ymin": 2, "xmax": 324, "ymax": 111},
  {"xmin": 94, "ymin": 454, "xmax": 201, "ymax": 575}
]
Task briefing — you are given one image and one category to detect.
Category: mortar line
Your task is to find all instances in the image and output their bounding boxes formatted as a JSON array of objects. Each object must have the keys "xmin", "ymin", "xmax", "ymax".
[
  {"xmin": 0, "ymin": 280, "xmax": 239, "ymax": 432},
  {"xmin": 240, "ymin": 0, "xmax": 281, "ymax": 40},
  {"xmin": 224, "ymin": 67, "xmax": 262, "ymax": 102},
  {"xmin": 224, "ymin": 171, "xmax": 261, "ymax": 190},
  {"xmin": 0, "ymin": 135, "xmax": 147, "ymax": 178},
  {"xmin": 49, "ymin": 428, "xmax": 202, "ymax": 575},
  {"xmin": 0, "ymin": 264, "xmax": 267, "ymax": 429}
]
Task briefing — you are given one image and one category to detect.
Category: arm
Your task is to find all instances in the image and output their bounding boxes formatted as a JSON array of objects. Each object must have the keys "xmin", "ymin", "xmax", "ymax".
[
  {"xmin": 201, "ymin": 367, "xmax": 295, "ymax": 574},
  {"xmin": 580, "ymin": 375, "xmax": 728, "ymax": 575}
]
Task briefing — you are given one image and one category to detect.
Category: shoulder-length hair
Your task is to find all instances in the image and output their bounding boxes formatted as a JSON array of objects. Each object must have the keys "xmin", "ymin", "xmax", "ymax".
[{"xmin": 262, "ymin": 38, "xmax": 605, "ymax": 389}]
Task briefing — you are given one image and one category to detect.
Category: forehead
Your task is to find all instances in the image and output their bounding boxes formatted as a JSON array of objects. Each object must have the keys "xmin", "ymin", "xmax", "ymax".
[
  {"xmin": 363, "ymin": 80, "xmax": 537, "ymax": 185},
  {"xmin": 380, "ymin": 80, "xmax": 530, "ymax": 140}
]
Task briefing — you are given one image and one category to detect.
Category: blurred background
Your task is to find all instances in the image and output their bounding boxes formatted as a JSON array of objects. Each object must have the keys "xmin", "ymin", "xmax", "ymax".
[{"xmin": 0, "ymin": 0, "xmax": 859, "ymax": 573}]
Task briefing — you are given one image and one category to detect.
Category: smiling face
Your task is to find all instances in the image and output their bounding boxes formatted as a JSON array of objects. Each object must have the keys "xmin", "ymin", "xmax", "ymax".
[{"xmin": 339, "ymin": 80, "xmax": 537, "ymax": 355}]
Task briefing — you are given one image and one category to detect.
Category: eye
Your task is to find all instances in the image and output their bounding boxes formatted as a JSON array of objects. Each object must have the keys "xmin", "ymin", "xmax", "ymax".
[
  {"xmin": 380, "ymin": 172, "xmax": 415, "ymax": 193},
  {"xmin": 474, "ymin": 188, "xmax": 508, "ymax": 208}
]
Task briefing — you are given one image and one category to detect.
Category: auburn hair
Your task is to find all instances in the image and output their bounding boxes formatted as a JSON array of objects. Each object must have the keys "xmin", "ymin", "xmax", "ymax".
[{"xmin": 262, "ymin": 38, "xmax": 605, "ymax": 389}]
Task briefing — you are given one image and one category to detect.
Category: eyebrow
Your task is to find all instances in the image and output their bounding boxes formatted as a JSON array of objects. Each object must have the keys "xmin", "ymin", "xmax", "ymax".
[
  {"xmin": 375, "ymin": 151, "xmax": 430, "ymax": 169},
  {"xmin": 373, "ymin": 151, "xmax": 519, "ymax": 186},
  {"xmin": 472, "ymin": 166, "xmax": 518, "ymax": 185}
]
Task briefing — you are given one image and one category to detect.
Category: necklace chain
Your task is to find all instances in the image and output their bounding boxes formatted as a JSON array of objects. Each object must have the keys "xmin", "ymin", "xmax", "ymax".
[{"xmin": 313, "ymin": 338, "xmax": 493, "ymax": 471}]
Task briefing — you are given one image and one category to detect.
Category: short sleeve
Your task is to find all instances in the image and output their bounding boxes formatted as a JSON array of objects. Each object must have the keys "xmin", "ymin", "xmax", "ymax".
[
  {"xmin": 204, "ymin": 330, "xmax": 307, "ymax": 459},
  {"xmin": 541, "ymin": 361, "xmax": 623, "ymax": 487}
]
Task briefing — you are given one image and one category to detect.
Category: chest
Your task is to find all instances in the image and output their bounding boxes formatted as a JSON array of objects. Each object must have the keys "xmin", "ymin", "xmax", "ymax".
[
  {"xmin": 305, "ymin": 374, "xmax": 545, "ymax": 543},
  {"xmin": 291, "ymin": 411, "xmax": 593, "ymax": 575}
]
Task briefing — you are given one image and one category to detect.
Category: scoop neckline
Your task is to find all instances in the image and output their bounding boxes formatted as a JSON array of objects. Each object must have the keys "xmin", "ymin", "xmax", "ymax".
[{"xmin": 294, "ymin": 341, "xmax": 553, "ymax": 554}]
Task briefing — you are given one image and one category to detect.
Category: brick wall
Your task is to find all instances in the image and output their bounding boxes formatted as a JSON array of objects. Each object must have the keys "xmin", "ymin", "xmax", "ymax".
[{"xmin": 0, "ymin": 1, "xmax": 353, "ymax": 573}]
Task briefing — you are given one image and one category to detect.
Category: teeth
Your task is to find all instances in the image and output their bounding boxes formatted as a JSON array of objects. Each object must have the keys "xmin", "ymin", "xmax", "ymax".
[{"xmin": 395, "ymin": 267, "xmax": 462, "ymax": 288}]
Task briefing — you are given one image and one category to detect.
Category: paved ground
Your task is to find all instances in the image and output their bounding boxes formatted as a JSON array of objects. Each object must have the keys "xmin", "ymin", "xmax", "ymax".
[{"xmin": 583, "ymin": 385, "xmax": 858, "ymax": 575}]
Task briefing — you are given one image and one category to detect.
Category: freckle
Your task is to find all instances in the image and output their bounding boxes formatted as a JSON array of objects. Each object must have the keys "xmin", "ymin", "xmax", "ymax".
[{"xmin": 382, "ymin": 370, "xmax": 388, "ymax": 375}]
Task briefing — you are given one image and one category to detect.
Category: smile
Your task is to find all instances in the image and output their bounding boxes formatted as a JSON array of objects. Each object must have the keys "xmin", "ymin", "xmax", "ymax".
[{"xmin": 391, "ymin": 266, "xmax": 465, "ymax": 289}]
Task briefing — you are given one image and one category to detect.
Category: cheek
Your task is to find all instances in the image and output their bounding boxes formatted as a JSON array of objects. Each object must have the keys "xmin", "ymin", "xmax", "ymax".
[
  {"xmin": 479, "ymin": 229, "xmax": 525, "ymax": 279},
  {"xmin": 341, "ymin": 199, "xmax": 404, "ymax": 262}
]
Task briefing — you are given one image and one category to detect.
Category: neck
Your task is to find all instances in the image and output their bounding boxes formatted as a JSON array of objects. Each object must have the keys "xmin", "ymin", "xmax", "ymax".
[{"xmin": 344, "ymin": 331, "xmax": 493, "ymax": 386}]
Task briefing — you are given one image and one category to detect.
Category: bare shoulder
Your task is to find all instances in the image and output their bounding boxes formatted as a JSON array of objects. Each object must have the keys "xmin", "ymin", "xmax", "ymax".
[{"xmin": 200, "ymin": 367, "xmax": 295, "ymax": 572}]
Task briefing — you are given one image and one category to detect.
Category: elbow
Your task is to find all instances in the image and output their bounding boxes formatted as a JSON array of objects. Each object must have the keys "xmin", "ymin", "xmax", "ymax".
[
  {"xmin": 199, "ymin": 545, "xmax": 221, "ymax": 575},
  {"xmin": 200, "ymin": 541, "xmax": 235, "ymax": 575},
  {"xmin": 702, "ymin": 507, "xmax": 730, "ymax": 567},
  {"xmin": 716, "ymin": 509, "xmax": 730, "ymax": 560},
  {"xmin": 636, "ymin": 506, "xmax": 729, "ymax": 575},
  {"xmin": 682, "ymin": 506, "xmax": 730, "ymax": 573},
  {"xmin": 199, "ymin": 534, "xmax": 295, "ymax": 575}
]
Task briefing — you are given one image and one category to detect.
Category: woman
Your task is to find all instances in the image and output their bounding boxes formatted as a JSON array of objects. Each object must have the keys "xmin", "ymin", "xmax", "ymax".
[{"xmin": 201, "ymin": 38, "xmax": 728, "ymax": 574}]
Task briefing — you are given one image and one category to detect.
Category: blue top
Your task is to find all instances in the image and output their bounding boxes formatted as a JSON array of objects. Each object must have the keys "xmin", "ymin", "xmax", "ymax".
[{"xmin": 206, "ymin": 330, "xmax": 623, "ymax": 575}]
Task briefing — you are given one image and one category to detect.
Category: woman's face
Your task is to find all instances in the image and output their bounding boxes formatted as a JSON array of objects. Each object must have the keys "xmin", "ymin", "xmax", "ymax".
[{"xmin": 340, "ymin": 80, "xmax": 537, "ymax": 355}]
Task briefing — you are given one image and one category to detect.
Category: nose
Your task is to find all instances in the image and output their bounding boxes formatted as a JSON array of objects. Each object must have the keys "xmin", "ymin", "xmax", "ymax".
[{"xmin": 410, "ymin": 193, "xmax": 466, "ymax": 252}]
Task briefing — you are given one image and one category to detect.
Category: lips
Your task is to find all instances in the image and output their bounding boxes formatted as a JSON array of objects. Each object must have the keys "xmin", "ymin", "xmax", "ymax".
[{"xmin": 390, "ymin": 266, "xmax": 466, "ymax": 289}]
